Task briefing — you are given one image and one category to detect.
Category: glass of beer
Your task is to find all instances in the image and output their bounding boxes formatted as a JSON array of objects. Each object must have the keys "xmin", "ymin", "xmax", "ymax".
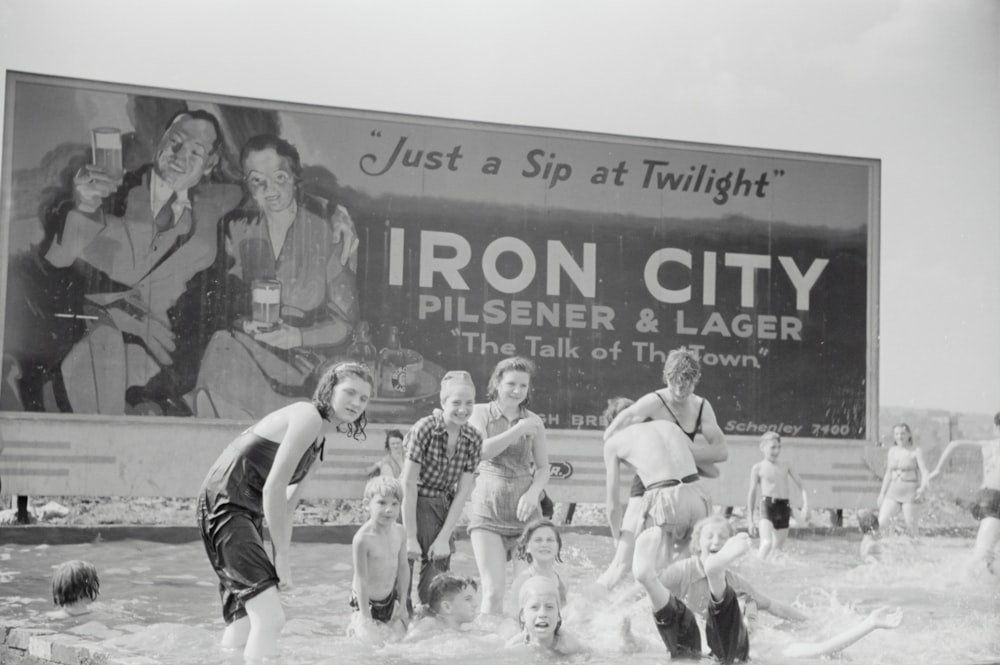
[
  {"xmin": 91, "ymin": 127, "xmax": 124, "ymax": 184},
  {"xmin": 251, "ymin": 279, "xmax": 282, "ymax": 331}
]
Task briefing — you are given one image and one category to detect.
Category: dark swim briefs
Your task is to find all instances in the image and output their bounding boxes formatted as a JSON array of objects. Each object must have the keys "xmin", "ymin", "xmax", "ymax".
[
  {"xmin": 762, "ymin": 496, "xmax": 791, "ymax": 530},
  {"xmin": 350, "ymin": 586, "xmax": 400, "ymax": 624},
  {"xmin": 971, "ymin": 487, "xmax": 1000, "ymax": 521}
]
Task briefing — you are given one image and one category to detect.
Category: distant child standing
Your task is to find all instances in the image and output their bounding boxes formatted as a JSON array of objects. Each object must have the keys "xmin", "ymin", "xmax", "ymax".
[
  {"xmin": 401, "ymin": 371, "xmax": 482, "ymax": 606},
  {"xmin": 48, "ymin": 560, "xmax": 99, "ymax": 619},
  {"xmin": 367, "ymin": 429, "xmax": 406, "ymax": 479},
  {"xmin": 510, "ymin": 519, "xmax": 568, "ymax": 608},
  {"xmin": 926, "ymin": 410, "xmax": 1000, "ymax": 575},
  {"xmin": 877, "ymin": 422, "xmax": 929, "ymax": 537},
  {"xmin": 746, "ymin": 432, "xmax": 808, "ymax": 558},
  {"xmin": 349, "ymin": 476, "xmax": 410, "ymax": 637},
  {"xmin": 468, "ymin": 356, "xmax": 549, "ymax": 618}
]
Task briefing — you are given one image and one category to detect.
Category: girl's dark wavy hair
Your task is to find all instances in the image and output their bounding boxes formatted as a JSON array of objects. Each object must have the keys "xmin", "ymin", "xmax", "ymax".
[
  {"xmin": 515, "ymin": 518, "xmax": 563, "ymax": 563},
  {"xmin": 312, "ymin": 362, "xmax": 373, "ymax": 440},
  {"xmin": 487, "ymin": 356, "xmax": 537, "ymax": 408}
]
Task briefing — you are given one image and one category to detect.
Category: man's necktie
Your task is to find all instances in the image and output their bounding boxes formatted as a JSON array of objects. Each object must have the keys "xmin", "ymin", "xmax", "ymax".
[{"xmin": 154, "ymin": 193, "xmax": 177, "ymax": 233}]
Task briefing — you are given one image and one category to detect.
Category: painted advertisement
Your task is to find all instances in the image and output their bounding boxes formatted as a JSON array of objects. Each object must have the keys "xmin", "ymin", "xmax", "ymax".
[{"xmin": 0, "ymin": 72, "xmax": 878, "ymax": 438}]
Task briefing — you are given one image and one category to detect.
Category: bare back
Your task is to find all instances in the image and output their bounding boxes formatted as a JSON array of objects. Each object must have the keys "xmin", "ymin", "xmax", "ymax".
[{"xmin": 609, "ymin": 420, "xmax": 699, "ymax": 485}]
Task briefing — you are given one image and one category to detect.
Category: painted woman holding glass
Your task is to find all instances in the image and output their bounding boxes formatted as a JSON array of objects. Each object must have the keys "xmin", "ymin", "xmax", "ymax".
[{"xmin": 194, "ymin": 135, "xmax": 359, "ymax": 419}]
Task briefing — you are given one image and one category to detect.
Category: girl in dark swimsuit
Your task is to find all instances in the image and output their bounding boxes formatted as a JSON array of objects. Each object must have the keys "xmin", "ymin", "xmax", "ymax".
[{"xmin": 197, "ymin": 361, "xmax": 373, "ymax": 661}]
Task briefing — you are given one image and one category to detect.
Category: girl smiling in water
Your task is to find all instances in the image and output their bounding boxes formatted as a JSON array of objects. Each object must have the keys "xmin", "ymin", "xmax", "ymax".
[{"xmin": 510, "ymin": 519, "xmax": 568, "ymax": 608}]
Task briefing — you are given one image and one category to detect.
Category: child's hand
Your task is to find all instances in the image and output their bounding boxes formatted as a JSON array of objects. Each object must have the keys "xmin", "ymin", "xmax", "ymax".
[
  {"xmin": 406, "ymin": 536, "xmax": 421, "ymax": 562},
  {"xmin": 867, "ymin": 606, "xmax": 903, "ymax": 629},
  {"xmin": 428, "ymin": 535, "xmax": 451, "ymax": 560},
  {"xmin": 748, "ymin": 518, "xmax": 758, "ymax": 537},
  {"xmin": 393, "ymin": 600, "xmax": 410, "ymax": 628}
]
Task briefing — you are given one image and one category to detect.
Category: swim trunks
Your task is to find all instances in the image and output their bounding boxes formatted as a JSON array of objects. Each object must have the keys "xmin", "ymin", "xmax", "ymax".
[
  {"xmin": 350, "ymin": 587, "xmax": 400, "ymax": 624},
  {"xmin": 641, "ymin": 475, "xmax": 711, "ymax": 540},
  {"xmin": 971, "ymin": 487, "xmax": 1000, "ymax": 521},
  {"xmin": 652, "ymin": 584, "xmax": 749, "ymax": 663},
  {"xmin": 761, "ymin": 496, "xmax": 791, "ymax": 530}
]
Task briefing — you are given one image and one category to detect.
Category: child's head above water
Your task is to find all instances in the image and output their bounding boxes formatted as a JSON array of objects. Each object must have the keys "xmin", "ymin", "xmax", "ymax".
[
  {"xmin": 857, "ymin": 509, "xmax": 880, "ymax": 535},
  {"xmin": 689, "ymin": 515, "xmax": 735, "ymax": 559},
  {"xmin": 516, "ymin": 519, "xmax": 563, "ymax": 564},
  {"xmin": 518, "ymin": 576, "xmax": 562, "ymax": 637},
  {"xmin": 363, "ymin": 474, "xmax": 403, "ymax": 504},
  {"xmin": 52, "ymin": 560, "xmax": 99, "ymax": 609},
  {"xmin": 427, "ymin": 574, "xmax": 479, "ymax": 623}
]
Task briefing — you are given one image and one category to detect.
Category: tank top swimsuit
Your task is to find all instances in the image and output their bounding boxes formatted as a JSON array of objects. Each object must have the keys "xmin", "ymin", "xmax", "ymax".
[{"xmin": 630, "ymin": 395, "xmax": 706, "ymax": 497}]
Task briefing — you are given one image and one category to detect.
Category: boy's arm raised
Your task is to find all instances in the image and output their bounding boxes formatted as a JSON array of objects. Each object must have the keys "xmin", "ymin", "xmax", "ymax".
[{"xmin": 927, "ymin": 440, "xmax": 983, "ymax": 482}]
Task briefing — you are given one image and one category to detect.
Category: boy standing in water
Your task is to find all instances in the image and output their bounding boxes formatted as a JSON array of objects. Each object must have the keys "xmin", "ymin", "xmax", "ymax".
[
  {"xmin": 746, "ymin": 432, "xmax": 808, "ymax": 558},
  {"xmin": 401, "ymin": 371, "xmax": 482, "ymax": 605},
  {"xmin": 350, "ymin": 476, "xmax": 410, "ymax": 636},
  {"xmin": 926, "ymin": 410, "xmax": 1000, "ymax": 575}
]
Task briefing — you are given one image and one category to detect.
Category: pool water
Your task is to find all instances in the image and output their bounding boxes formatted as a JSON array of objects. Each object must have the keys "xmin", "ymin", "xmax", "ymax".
[{"xmin": 1, "ymin": 532, "xmax": 998, "ymax": 665}]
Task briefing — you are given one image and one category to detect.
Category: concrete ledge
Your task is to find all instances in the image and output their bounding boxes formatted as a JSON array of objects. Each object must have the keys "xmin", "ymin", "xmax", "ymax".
[{"xmin": 0, "ymin": 523, "xmax": 979, "ymax": 546}]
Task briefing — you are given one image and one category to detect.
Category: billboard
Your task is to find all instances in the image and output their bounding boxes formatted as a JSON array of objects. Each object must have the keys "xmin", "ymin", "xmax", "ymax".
[{"xmin": 0, "ymin": 72, "xmax": 879, "ymax": 440}]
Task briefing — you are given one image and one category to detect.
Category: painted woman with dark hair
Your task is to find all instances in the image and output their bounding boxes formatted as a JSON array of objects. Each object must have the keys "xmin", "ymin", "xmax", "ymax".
[
  {"xmin": 198, "ymin": 361, "xmax": 372, "ymax": 661},
  {"xmin": 193, "ymin": 134, "xmax": 360, "ymax": 419}
]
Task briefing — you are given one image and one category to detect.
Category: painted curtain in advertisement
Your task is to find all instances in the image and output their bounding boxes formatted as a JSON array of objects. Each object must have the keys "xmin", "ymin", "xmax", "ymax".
[{"xmin": 0, "ymin": 74, "xmax": 873, "ymax": 437}]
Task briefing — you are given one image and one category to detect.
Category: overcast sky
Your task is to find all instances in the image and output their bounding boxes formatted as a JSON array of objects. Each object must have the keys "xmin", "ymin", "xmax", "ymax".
[{"xmin": 1, "ymin": 0, "xmax": 997, "ymax": 415}]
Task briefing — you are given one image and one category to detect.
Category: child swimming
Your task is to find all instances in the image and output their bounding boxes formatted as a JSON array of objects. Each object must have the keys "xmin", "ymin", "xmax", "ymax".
[
  {"xmin": 406, "ymin": 574, "xmax": 479, "ymax": 640},
  {"xmin": 505, "ymin": 576, "xmax": 586, "ymax": 655},
  {"xmin": 634, "ymin": 515, "xmax": 902, "ymax": 662},
  {"xmin": 509, "ymin": 519, "xmax": 568, "ymax": 608},
  {"xmin": 48, "ymin": 560, "xmax": 99, "ymax": 619}
]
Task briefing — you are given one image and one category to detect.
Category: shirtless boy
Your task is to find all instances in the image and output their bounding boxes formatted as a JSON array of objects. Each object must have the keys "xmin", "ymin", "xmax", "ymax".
[
  {"xmin": 926, "ymin": 410, "xmax": 1000, "ymax": 575},
  {"xmin": 746, "ymin": 432, "xmax": 808, "ymax": 558},
  {"xmin": 350, "ymin": 475, "xmax": 410, "ymax": 636},
  {"xmin": 603, "ymin": 397, "xmax": 712, "ymax": 575}
]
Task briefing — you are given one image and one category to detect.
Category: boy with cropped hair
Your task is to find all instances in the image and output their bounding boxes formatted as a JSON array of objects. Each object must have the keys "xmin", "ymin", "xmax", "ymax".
[
  {"xmin": 349, "ymin": 475, "xmax": 410, "ymax": 637},
  {"xmin": 406, "ymin": 573, "xmax": 479, "ymax": 639},
  {"xmin": 746, "ymin": 431, "xmax": 808, "ymax": 558}
]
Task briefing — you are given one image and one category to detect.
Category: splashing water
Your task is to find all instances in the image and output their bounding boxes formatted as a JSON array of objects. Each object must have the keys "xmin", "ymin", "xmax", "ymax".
[{"xmin": 1, "ymin": 532, "xmax": 997, "ymax": 665}]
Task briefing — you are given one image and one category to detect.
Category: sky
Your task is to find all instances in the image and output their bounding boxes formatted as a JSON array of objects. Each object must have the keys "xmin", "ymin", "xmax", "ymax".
[{"xmin": 0, "ymin": 0, "xmax": 997, "ymax": 415}]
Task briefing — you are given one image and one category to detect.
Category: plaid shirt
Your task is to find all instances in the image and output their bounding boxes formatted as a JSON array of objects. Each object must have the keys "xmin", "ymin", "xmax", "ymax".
[{"xmin": 405, "ymin": 413, "xmax": 482, "ymax": 498}]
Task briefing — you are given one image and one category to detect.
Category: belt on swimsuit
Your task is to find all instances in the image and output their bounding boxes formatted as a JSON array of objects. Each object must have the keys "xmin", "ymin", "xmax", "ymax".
[{"xmin": 644, "ymin": 474, "xmax": 700, "ymax": 491}]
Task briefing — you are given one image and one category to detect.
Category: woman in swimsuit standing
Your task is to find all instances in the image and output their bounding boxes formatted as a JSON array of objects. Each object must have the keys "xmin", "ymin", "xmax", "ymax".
[
  {"xmin": 877, "ymin": 422, "xmax": 929, "ymax": 536},
  {"xmin": 597, "ymin": 348, "xmax": 729, "ymax": 589}
]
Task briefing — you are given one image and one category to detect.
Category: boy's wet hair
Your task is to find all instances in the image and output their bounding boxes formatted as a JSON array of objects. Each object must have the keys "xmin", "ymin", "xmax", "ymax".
[
  {"xmin": 759, "ymin": 431, "xmax": 781, "ymax": 450},
  {"xmin": 363, "ymin": 475, "xmax": 403, "ymax": 503},
  {"xmin": 516, "ymin": 518, "xmax": 563, "ymax": 563},
  {"xmin": 857, "ymin": 509, "xmax": 880, "ymax": 535},
  {"xmin": 52, "ymin": 560, "xmax": 100, "ymax": 607},
  {"xmin": 603, "ymin": 396, "xmax": 634, "ymax": 424},
  {"xmin": 688, "ymin": 515, "xmax": 734, "ymax": 557},
  {"xmin": 427, "ymin": 574, "xmax": 477, "ymax": 614}
]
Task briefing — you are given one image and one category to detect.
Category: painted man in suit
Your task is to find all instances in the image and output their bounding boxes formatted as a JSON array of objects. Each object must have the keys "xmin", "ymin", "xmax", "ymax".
[{"xmin": 43, "ymin": 110, "xmax": 242, "ymax": 414}]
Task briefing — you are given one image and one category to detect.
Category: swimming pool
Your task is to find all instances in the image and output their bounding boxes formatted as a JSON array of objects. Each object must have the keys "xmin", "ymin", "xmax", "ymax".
[{"xmin": 1, "ymin": 530, "xmax": 998, "ymax": 665}]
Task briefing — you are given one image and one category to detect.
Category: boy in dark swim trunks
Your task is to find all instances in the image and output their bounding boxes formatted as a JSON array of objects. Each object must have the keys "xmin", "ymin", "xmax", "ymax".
[
  {"xmin": 350, "ymin": 475, "xmax": 411, "ymax": 639},
  {"xmin": 927, "ymin": 410, "xmax": 1000, "ymax": 575},
  {"xmin": 746, "ymin": 432, "xmax": 808, "ymax": 559}
]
